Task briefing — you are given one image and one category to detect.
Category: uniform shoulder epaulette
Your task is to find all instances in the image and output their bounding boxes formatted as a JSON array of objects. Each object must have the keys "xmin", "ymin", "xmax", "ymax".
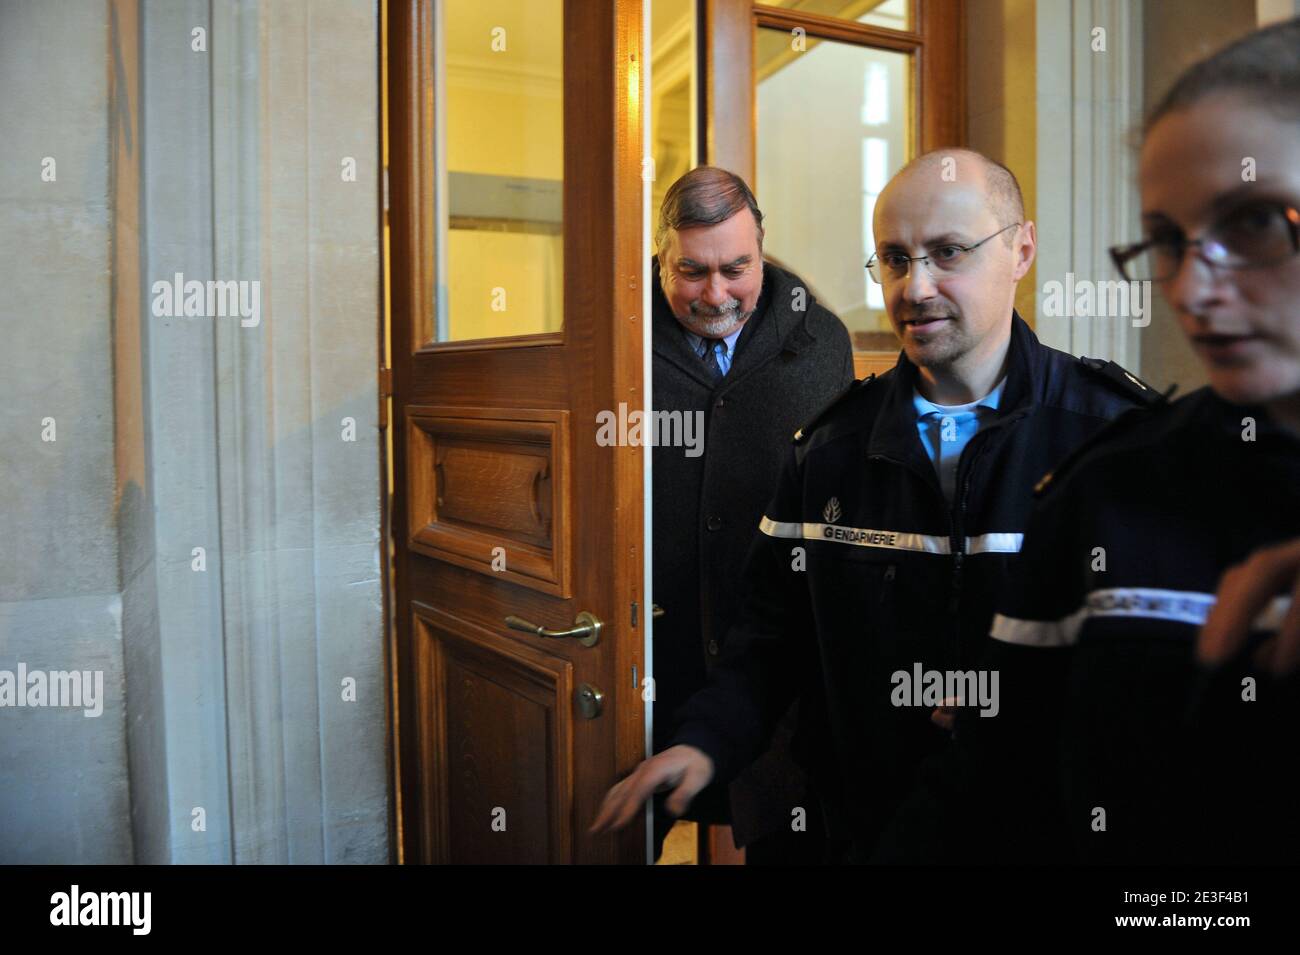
[
  {"xmin": 1032, "ymin": 403, "xmax": 1162, "ymax": 498},
  {"xmin": 1076, "ymin": 356, "xmax": 1167, "ymax": 406},
  {"xmin": 793, "ymin": 374, "xmax": 876, "ymax": 444}
]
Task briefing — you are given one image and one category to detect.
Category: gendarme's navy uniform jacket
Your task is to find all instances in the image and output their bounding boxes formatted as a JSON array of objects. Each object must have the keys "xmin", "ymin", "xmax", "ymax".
[
  {"xmin": 879, "ymin": 385, "xmax": 1300, "ymax": 864},
  {"xmin": 668, "ymin": 313, "xmax": 1160, "ymax": 861}
]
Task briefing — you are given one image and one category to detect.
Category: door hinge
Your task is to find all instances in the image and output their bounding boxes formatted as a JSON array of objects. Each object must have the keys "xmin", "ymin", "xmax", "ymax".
[
  {"xmin": 382, "ymin": 165, "xmax": 390, "ymax": 215},
  {"xmin": 379, "ymin": 367, "xmax": 392, "ymax": 430}
]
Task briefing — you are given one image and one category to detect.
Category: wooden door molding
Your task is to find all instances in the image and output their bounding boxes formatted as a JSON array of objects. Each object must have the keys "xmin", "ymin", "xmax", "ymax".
[
  {"xmin": 917, "ymin": 0, "xmax": 964, "ymax": 151},
  {"xmin": 388, "ymin": 0, "xmax": 645, "ymax": 864},
  {"xmin": 701, "ymin": 0, "xmax": 756, "ymax": 180},
  {"xmin": 406, "ymin": 406, "xmax": 572, "ymax": 597},
  {"xmin": 753, "ymin": 3, "xmax": 925, "ymax": 51}
]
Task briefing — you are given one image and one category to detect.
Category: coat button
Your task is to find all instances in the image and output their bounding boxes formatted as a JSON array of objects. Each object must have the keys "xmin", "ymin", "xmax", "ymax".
[
  {"xmin": 706, "ymin": 515, "xmax": 722, "ymax": 531},
  {"xmin": 707, "ymin": 639, "xmax": 720, "ymax": 656}
]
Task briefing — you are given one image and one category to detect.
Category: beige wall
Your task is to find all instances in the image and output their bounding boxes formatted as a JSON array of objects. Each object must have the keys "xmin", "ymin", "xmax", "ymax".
[
  {"xmin": 966, "ymin": 0, "xmax": 1037, "ymax": 327},
  {"xmin": 967, "ymin": 0, "xmax": 1275, "ymax": 391},
  {"xmin": 0, "ymin": 0, "xmax": 389, "ymax": 864},
  {"xmin": 1139, "ymin": 0, "xmax": 1258, "ymax": 394}
]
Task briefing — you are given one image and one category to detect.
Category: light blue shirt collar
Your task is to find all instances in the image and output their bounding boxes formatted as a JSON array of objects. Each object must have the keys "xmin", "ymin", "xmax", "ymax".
[
  {"xmin": 910, "ymin": 376, "xmax": 1007, "ymax": 503},
  {"xmin": 681, "ymin": 325, "xmax": 743, "ymax": 361},
  {"xmin": 681, "ymin": 325, "xmax": 743, "ymax": 377},
  {"xmin": 912, "ymin": 377, "xmax": 1006, "ymax": 419}
]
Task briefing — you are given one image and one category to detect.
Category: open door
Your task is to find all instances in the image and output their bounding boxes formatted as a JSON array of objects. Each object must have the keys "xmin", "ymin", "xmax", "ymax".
[{"xmin": 387, "ymin": 0, "xmax": 646, "ymax": 864}]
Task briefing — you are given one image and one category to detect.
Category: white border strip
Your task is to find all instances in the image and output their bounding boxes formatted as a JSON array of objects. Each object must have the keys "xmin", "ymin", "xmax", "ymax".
[
  {"xmin": 993, "ymin": 589, "xmax": 1294, "ymax": 647},
  {"xmin": 760, "ymin": 518, "xmax": 1024, "ymax": 556}
]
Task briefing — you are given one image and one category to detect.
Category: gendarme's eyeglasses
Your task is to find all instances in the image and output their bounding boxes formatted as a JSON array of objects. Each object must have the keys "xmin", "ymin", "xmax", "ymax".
[
  {"xmin": 1110, "ymin": 202, "xmax": 1300, "ymax": 282},
  {"xmin": 865, "ymin": 222, "xmax": 1021, "ymax": 284}
]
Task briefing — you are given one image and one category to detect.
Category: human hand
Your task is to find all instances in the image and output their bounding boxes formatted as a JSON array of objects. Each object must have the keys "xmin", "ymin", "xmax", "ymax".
[
  {"xmin": 589, "ymin": 745, "xmax": 715, "ymax": 835},
  {"xmin": 1199, "ymin": 538, "xmax": 1300, "ymax": 675},
  {"xmin": 930, "ymin": 703, "xmax": 958, "ymax": 733}
]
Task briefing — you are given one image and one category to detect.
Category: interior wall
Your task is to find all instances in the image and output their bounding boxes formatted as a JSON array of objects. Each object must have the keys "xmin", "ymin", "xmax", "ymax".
[
  {"xmin": 0, "ymin": 0, "xmax": 389, "ymax": 864},
  {"xmin": 0, "ymin": 0, "xmax": 134, "ymax": 864},
  {"xmin": 1139, "ymin": 0, "xmax": 1258, "ymax": 394},
  {"xmin": 966, "ymin": 0, "xmax": 1037, "ymax": 327},
  {"xmin": 969, "ymin": 0, "xmax": 1260, "ymax": 390}
]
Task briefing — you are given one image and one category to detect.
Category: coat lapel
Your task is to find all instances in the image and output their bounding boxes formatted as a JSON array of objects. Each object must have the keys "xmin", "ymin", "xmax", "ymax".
[
  {"xmin": 721, "ymin": 286, "xmax": 779, "ymax": 384},
  {"xmin": 721, "ymin": 265, "xmax": 824, "ymax": 390}
]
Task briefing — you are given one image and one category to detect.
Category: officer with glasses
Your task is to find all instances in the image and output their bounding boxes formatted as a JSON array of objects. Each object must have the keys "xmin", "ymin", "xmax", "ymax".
[
  {"xmin": 1110, "ymin": 200, "xmax": 1299, "ymax": 284},
  {"xmin": 876, "ymin": 17, "xmax": 1300, "ymax": 865},
  {"xmin": 867, "ymin": 221, "xmax": 1022, "ymax": 286},
  {"xmin": 593, "ymin": 148, "xmax": 1156, "ymax": 863}
]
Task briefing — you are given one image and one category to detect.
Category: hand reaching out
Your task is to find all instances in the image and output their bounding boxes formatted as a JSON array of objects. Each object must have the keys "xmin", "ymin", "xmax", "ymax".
[{"xmin": 589, "ymin": 745, "xmax": 714, "ymax": 835}]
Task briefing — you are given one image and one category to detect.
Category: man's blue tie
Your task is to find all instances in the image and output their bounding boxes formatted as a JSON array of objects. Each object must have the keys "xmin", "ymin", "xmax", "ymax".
[{"xmin": 699, "ymin": 337, "xmax": 724, "ymax": 382}]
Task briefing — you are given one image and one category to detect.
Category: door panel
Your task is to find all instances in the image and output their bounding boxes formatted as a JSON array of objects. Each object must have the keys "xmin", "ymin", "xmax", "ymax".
[
  {"xmin": 406, "ymin": 406, "xmax": 571, "ymax": 596},
  {"xmin": 412, "ymin": 601, "xmax": 575, "ymax": 864},
  {"xmin": 388, "ymin": 0, "xmax": 646, "ymax": 864}
]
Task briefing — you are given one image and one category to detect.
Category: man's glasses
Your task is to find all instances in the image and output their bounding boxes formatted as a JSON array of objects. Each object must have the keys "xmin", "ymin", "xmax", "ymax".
[
  {"xmin": 865, "ymin": 222, "xmax": 1021, "ymax": 284},
  {"xmin": 1110, "ymin": 202, "xmax": 1300, "ymax": 282}
]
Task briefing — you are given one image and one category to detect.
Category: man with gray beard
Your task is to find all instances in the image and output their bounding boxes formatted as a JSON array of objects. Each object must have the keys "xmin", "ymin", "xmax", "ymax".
[{"xmin": 647, "ymin": 166, "xmax": 854, "ymax": 863}]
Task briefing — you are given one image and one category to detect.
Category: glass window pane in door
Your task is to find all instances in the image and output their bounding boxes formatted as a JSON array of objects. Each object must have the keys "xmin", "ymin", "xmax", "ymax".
[
  {"xmin": 441, "ymin": 0, "xmax": 563, "ymax": 342},
  {"xmin": 756, "ymin": 29, "xmax": 911, "ymax": 349}
]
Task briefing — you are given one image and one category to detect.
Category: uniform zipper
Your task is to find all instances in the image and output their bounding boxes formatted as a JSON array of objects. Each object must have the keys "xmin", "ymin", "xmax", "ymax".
[
  {"xmin": 949, "ymin": 440, "xmax": 985, "ymax": 619},
  {"xmin": 949, "ymin": 481, "xmax": 970, "ymax": 615},
  {"xmin": 945, "ymin": 408, "xmax": 1031, "ymax": 652},
  {"xmin": 867, "ymin": 452, "xmax": 948, "ymax": 627}
]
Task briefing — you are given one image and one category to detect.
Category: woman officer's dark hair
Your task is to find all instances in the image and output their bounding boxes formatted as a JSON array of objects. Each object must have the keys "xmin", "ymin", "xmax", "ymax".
[{"xmin": 1145, "ymin": 15, "xmax": 1300, "ymax": 133}]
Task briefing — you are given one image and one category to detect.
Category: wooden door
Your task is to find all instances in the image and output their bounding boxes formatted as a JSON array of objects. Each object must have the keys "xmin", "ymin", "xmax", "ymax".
[{"xmin": 387, "ymin": 0, "xmax": 646, "ymax": 864}]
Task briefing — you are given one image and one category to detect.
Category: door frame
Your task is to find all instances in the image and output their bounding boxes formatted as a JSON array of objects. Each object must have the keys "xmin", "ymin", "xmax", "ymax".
[{"xmin": 700, "ymin": 0, "xmax": 964, "ymax": 379}]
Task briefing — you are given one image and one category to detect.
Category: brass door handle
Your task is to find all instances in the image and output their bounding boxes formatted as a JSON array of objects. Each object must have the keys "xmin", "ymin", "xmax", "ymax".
[
  {"xmin": 652, "ymin": 605, "xmax": 665, "ymax": 619},
  {"xmin": 505, "ymin": 611, "xmax": 602, "ymax": 648}
]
